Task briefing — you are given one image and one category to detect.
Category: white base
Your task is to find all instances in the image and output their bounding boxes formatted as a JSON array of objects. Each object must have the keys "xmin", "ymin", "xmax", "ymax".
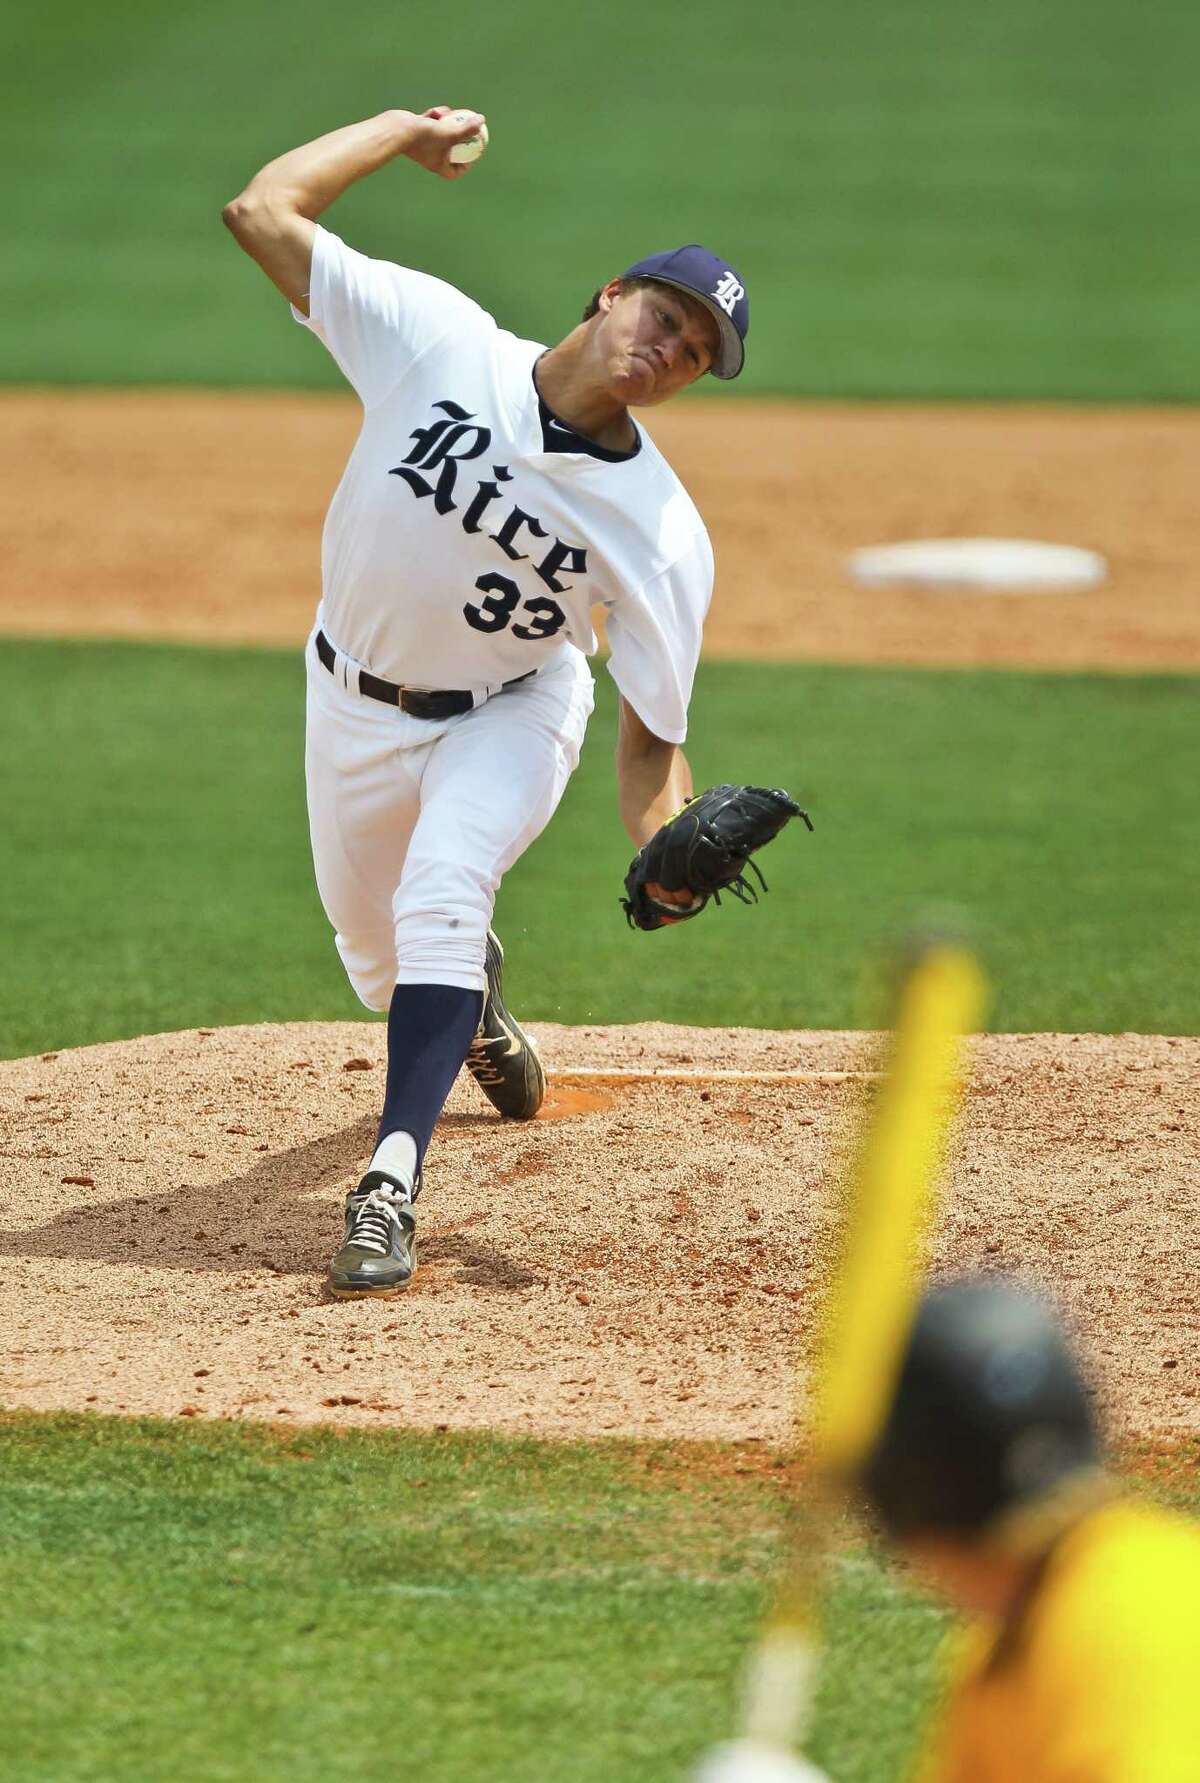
[{"xmin": 848, "ymin": 537, "xmax": 1107, "ymax": 592}]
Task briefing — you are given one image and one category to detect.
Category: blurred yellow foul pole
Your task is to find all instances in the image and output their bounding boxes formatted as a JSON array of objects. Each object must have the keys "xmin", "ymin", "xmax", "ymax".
[{"xmin": 740, "ymin": 938, "xmax": 988, "ymax": 1753}]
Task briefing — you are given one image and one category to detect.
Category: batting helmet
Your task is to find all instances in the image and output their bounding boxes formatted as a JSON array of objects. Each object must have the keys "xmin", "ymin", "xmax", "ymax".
[{"xmin": 856, "ymin": 1277, "xmax": 1101, "ymax": 1540}]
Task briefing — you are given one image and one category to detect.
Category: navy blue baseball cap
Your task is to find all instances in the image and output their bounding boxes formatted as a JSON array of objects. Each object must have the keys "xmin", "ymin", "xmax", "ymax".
[{"xmin": 620, "ymin": 246, "xmax": 749, "ymax": 380}]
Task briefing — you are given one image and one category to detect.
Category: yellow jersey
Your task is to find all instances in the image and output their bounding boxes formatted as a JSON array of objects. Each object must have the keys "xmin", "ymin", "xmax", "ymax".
[{"xmin": 918, "ymin": 1500, "xmax": 1200, "ymax": 1783}]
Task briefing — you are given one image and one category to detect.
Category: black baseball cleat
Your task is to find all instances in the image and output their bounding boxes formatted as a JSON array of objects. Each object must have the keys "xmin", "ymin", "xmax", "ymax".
[
  {"xmin": 328, "ymin": 1170, "xmax": 420, "ymax": 1298},
  {"xmin": 464, "ymin": 929, "xmax": 546, "ymax": 1120}
]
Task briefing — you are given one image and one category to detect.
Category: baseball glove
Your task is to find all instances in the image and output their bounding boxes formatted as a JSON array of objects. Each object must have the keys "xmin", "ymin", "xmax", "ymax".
[{"xmin": 621, "ymin": 784, "xmax": 812, "ymax": 932}]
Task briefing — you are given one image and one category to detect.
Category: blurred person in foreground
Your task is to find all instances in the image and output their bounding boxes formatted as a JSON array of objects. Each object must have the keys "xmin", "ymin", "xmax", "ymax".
[{"xmin": 697, "ymin": 1277, "xmax": 1200, "ymax": 1783}]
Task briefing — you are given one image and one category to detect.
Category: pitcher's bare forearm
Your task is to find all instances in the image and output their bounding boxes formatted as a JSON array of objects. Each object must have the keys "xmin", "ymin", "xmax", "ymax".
[
  {"xmin": 222, "ymin": 112, "xmax": 416, "ymax": 306},
  {"xmin": 221, "ymin": 106, "xmax": 485, "ymax": 309},
  {"xmin": 616, "ymin": 698, "xmax": 693, "ymax": 847},
  {"xmin": 239, "ymin": 112, "xmax": 424, "ymax": 220}
]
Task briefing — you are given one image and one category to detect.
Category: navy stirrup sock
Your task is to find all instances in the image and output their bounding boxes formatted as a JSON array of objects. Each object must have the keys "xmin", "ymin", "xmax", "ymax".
[{"xmin": 376, "ymin": 982, "xmax": 485, "ymax": 1164}]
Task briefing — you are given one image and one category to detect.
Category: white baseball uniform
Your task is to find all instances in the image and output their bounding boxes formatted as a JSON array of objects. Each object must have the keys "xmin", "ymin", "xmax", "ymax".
[{"xmin": 294, "ymin": 224, "xmax": 713, "ymax": 1003}]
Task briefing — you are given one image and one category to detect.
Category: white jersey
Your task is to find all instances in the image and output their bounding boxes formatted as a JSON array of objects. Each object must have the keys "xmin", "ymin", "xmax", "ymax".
[{"xmin": 292, "ymin": 225, "xmax": 712, "ymax": 742}]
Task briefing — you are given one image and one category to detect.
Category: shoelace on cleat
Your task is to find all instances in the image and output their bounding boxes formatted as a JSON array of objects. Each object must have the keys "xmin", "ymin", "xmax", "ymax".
[
  {"xmin": 465, "ymin": 1031, "xmax": 508, "ymax": 1087},
  {"xmin": 346, "ymin": 1186, "xmax": 408, "ymax": 1256}
]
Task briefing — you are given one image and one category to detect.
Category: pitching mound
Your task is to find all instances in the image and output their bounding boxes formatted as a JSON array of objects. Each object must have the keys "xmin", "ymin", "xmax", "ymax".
[{"xmin": 1, "ymin": 1023, "xmax": 1195, "ymax": 1443}]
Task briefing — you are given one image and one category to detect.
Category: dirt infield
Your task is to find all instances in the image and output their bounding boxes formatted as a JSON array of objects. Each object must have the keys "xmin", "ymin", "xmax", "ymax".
[
  {"xmin": 1, "ymin": 1023, "xmax": 1195, "ymax": 1442},
  {"xmin": 2, "ymin": 390, "xmax": 1199, "ymax": 670}
]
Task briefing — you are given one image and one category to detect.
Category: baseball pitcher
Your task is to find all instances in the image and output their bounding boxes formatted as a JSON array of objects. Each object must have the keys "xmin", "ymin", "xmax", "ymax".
[{"xmin": 222, "ymin": 104, "xmax": 805, "ymax": 1296}]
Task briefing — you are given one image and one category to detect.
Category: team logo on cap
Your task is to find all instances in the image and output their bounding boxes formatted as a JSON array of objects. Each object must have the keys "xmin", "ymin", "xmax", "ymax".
[{"xmin": 711, "ymin": 272, "xmax": 745, "ymax": 316}]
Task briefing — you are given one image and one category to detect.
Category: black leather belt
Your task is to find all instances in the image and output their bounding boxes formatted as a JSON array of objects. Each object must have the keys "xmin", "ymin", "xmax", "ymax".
[{"xmin": 316, "ymin": 630, "xmax": 533, "ymax": 720}]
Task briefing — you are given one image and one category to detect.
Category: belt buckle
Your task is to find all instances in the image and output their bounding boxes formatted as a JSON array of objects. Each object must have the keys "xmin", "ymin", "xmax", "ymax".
[{"xmin": 400, "ymin": 687, "xmax": 444, "ymax": 720}]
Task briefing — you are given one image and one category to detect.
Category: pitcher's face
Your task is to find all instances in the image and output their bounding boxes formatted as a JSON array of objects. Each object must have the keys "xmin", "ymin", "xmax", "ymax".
[{"xmin": 595, "ymin": 280, "xmax": 718, "ymax": 407}]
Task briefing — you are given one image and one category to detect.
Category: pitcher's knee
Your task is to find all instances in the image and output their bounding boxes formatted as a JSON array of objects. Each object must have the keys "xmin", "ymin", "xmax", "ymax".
[{"xmin": 392, "ymin": 887, "xmax": 491, "ymax": 992}]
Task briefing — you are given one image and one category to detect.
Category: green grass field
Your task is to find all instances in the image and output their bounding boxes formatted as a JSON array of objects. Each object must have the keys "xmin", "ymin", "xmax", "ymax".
[
  {"xmin": 0, "ymin": 1413, "xmax": 966, "ymax": 1782},
  {"xmin": 1, "ymin": 638, "xmax": 1196, "ymax": 1061},
  {"xmin": 4, "ymin": 0, "xmax": 1199, "ymax": 397},
  {"xmin": 1, "ymin": 1417, "xmax": 1196, "ymax": 1781}
]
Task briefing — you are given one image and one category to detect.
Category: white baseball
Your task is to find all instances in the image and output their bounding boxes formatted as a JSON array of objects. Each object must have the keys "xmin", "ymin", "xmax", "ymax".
[
  {"xmin": 448, "ymin": 116, "xmax": 489, "ymax": 165},
  {"xmin": 691, "ymin": 1743, "xmax": 832, "ymax": 1783}
]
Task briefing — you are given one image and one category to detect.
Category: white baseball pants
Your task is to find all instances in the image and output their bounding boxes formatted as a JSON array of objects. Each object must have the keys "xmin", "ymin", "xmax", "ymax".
[{"xmin": 304, "ymin": 626, "xmax": 595, "ymax": 1007}]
